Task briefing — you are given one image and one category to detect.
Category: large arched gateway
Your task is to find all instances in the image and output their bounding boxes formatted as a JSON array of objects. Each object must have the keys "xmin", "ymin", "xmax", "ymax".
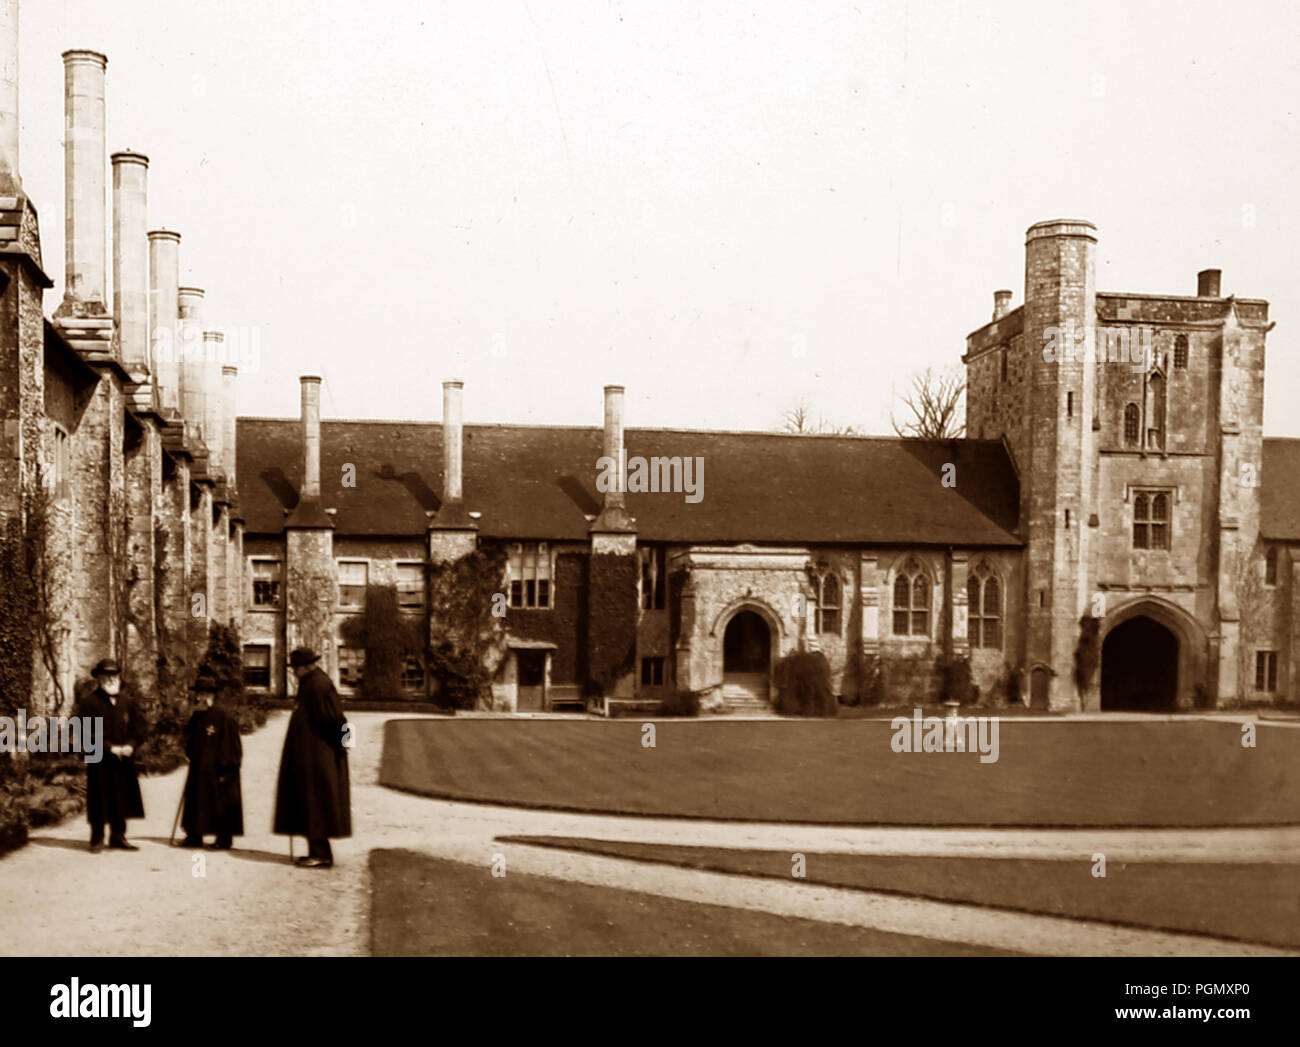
[
  {"xmin": 1101, "ymin": 616, "xmax": 1178, "ymax": 710},
  {"xmin": 1097, "ymin": 597, "xmax": 1208, "ymax": 711}
]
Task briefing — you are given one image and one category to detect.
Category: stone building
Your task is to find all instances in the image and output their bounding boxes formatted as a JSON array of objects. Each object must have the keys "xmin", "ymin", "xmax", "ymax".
[
  {"xmin": 0, "ymin": 9, "xmax": 242, "ymax": 717},
  {"xmin": 234, "ymin": 219, "xmax": 1293, "ymax": 715},
  {"xmin": 3, "ymin": 2, "xmax": 1294, "ymax": 718}
]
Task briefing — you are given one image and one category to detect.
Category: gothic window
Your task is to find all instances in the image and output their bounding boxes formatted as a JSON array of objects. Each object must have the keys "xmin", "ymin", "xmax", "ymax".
[
  {"xmin": 816, "ymin": 571, "xmax": 842, "ymax": 635},
  {"xmin": 892, "ymin": 559, "xmax": 930, "ymax": 636},
  {"xmin": 1146, "ymin": 373, "xmax": 1166, "ymax": 451},
  {"xmin": 509, "ymin": 543, "xmax": 552, "ymax": 609},
  {"xmin": 1265, "ymin": 546, "xmax": 1278, "ymax": 587},
  {"xmin": 396, "ymin": 563, "xmax": 425, "ymax": 610},
  {"xmin": 1123, "ymin": 403, "xmax": 1139, "ymax": 447},
  {"xmin": 1174, "ymin": 334, "xmax": 1188, "ymax": 369},
  {"xmin": 1255, "ymin": 651, "xmax": 1278, "ymax": 692},
  {"xmin": 640, "ymin": 546, "xmax": 666, "ymax": 610},
  {"xmin": 967, "ymin": 563, "xmax": 1002, "ymax": 649},
  {"xmin": 1133, "ymin": 490, "xmax": 1171, "ymax": 550}
]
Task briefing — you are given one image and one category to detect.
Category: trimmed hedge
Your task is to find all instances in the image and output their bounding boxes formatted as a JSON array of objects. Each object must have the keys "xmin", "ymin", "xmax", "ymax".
[{"xmin": 773, "ymin": 651, "xmax": 838, "ymax": 717}]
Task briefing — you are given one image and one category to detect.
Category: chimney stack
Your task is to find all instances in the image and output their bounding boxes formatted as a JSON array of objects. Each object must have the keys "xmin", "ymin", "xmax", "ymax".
[
  {"xmin": 992, "ymin": 289, "xmax": 1013, "ymax": 320},
  {"xmin": 442, "ymin": 380, "xmax": 464, "ymax": 504},
  {"xmin": 300, "ymin": 376, "xmax": 322, "ymax": 503},
  {"xmin": 202, "ymin": 331, "xmax": 225, "ymax": 470},
  {"xmin": 112, "ymin": 153, "xmax": 151, "ymax": 372},
  {"xmin": 603, "ymin": 385, "xmax": 626, "ymax": 509},
  {"xmin": 178, "ymin": 286, "xmax": 206, "ymax": 434},
  {"xmin": 60, "ymin": 50, "xmax": 108, "ymax": 314},
  {"xmin": 222, "ymin": 366, "xmax": 238, "ymax": 492},
  {"xmin": 1197, "ymin": 269, "xmax": 1222, "ymax": 298},
  {"xmin": 0, "ymin": 0, "xmax": 19, "ymax": 188}
]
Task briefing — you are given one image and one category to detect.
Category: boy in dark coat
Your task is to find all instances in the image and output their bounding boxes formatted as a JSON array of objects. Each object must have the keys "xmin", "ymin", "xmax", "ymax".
[
  {"xmin": 179, "ymin": 674, "xmax": 244, "ymax": 850},
  {"xmin": 75, "ymin": 659, "xmax": 146, "ymax": 853},
  {"xmin": 273, "ymin": 648, "xmax": 351, "ymax": 868}
]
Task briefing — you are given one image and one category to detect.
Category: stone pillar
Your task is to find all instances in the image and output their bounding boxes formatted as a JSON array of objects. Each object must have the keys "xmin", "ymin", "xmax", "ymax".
[
  {"xmin": 109, "ymin": 156, "xmax": 151, "ymax": 375},
  {"xmin": 0, "ymin": 0, "xmax": 19, "ymax": 191},
  {"xmin": 178, "ymin": 286, "xmax": 206, "ymax": 444},
  {"xmin": 429, "ymin": 377, "xmax": 477, "ymax": 560},
  {"xmin": 147, "ymin": 224, "xmax": 182, "ymax": 413},
  {"xmin": 222, "ymin": 365, "xmax": 238, "ymax": 489},
  {"xmin": 58, "ymin": 50, "xmax": 109, "ymax": 314},
  {"xmin": 202, "ymin": 330, "xmax": 225, "ymax": 472}
]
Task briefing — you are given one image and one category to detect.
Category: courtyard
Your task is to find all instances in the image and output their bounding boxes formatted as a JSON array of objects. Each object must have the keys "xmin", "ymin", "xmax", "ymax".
[{"xmin": 0, "ymin": 711, "xmax": 1296, "ymax": 957}]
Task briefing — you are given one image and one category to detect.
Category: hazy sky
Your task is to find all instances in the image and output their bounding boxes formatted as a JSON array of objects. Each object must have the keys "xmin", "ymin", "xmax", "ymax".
[{"xmin": 17, "ymin": 1, "xmax": 1300, "ymax": 434}]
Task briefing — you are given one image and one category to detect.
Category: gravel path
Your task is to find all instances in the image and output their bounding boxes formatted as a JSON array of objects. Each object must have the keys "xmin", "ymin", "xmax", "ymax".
[{"xmin": 1, "ymin": 712, "xmax": 1294, "ymax": 956}]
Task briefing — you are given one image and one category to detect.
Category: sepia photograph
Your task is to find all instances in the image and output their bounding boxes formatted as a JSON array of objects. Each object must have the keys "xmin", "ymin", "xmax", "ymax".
[{"xmin": 0, "ymin": 0, "xmax": 1295, "ymax": 1031}]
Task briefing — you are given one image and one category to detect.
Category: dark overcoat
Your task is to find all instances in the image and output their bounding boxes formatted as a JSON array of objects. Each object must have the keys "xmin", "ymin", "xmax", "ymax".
[
  {"xmin": 181, "ymin": 705, "xmax": 244, "ymax": 837},
  {"xmin": 75, "ymin": 687, "xmax": 146, "ymax": 825},
  {"xmin": 273, "ymin": 666, "xmax": 351, "ymax": 839}
]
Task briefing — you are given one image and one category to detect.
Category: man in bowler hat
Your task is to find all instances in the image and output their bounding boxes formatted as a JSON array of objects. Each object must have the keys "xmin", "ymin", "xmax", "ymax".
[
  {"xmin": 273, "ymin": 648, "xmax": 351, "ymax": 868},
  {"xmin": 75, "ymin": 659, "xmax": 146, "ymax": 853},
  {"xmin": 179, "ymin": 674, "xmax": 244, "ymax": 850}
]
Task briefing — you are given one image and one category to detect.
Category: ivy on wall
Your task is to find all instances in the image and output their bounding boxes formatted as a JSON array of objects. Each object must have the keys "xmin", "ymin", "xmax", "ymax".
[
  {"xmin": 1075, "ymin": 615, "xmax": 1101, "ymax": 692},
  {"xmin": 586, "ymin": 553, "xmax": 638, "ymax": 697},
  {"xmin": 338, "ymin": 584, "xmax": 425, "ymax": 701},
  {"xmin": 427, "ymin": 544, "xmax": 508, "ymax": 709}
]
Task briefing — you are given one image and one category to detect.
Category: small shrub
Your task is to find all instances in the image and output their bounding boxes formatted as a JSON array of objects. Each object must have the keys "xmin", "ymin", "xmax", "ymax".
[
  {"xmin": 658, "ymin": 690, "xmax": 701, "ymax": 717},
  {"xmin": 773, "ymin": 651, "xmax": 837, "ymax": 717},
  {"xmin": 1004, "ymin": 664, "xmax": 1023, "ymax": 705},
  {"xmin": 938, "ymin": 654, "xmax": 977, "ymax": 705}
]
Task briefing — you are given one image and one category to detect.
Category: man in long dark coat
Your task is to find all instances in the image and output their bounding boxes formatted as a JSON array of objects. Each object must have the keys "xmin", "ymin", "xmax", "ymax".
[
  {"xmin": 179, "ymin": 674, "xmax": 244, "ymax": 850},
  {"xmin": 75, "ymin": 659, "xmax": 146, "ymax": 853},
  {"xmin": 273, "ymin": 648, "xmax": 351, "ymax": 868}
]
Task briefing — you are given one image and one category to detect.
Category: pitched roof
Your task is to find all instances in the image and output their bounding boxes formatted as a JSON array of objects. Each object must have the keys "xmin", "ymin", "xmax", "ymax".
[
  {"xmin": 235, "ymin": 418, "xmax": 1023, "ymax": 546},
  {"xmin": 1262, "ymin": 438, "xmax": 1300, "ymax": 540}
]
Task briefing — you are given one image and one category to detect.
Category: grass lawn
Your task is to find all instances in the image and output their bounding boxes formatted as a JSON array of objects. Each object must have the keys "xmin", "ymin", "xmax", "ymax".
[
  {"xmin": 380, "ymin": 718, "xmax": 1300, "ymax": 826},
  {"xmin": 500, "ymin": 836, "xmax": 1300, "ymax": 949},
  {"xmin": 368, "ymin": 849, "xmax": 1021, "ymax": 956}
]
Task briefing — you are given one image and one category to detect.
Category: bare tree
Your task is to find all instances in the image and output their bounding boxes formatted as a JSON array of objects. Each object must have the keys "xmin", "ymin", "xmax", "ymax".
[
  {"xmin": 782, "ymin": 399, "xmax": 859, "ymax": 436},
  {"xmin": 891, "ymin": 367, "xmax": 966, "ymax": 439}
]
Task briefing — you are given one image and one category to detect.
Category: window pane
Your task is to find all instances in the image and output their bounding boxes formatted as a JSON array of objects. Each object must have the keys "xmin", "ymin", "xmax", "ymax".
[
  {"xmin": 510, "ymin": 580, "xmax": 523, "ymax": 607},
  {"xmin": 894, "ymin": 574, "xmax": 909, "ymax": 608},
  {"xmin": 1268, "ymin": 653, "xmax": 1277, "ymax": 692},
  {"xmin": 822, "ymin": 609, "xmax": 841, "ymax": 635},
  {"xmin": 537, "ymin": 580, "xmax": 550, "ymax": 608},
  {"xmin": 525, "ymin": 579, "xmax": 536, "ymax": 606},
  {"xmin": 913, "ymin": 575, "xmax": 928, "ymax": 607},
  {"xmin": 1134, "ymin": 493, "xmax": 1148, "ymax": 520},
  {"xmin": 822, "ymin": 574, "xmax": 840, "ymax": 605},
  {"xmin": 893, "ymin": 610, "xmax": 909, "ymax": 634},
  {"xmin": 1133, "ymin": 523, "xmax": 1148, "ymax": 549},
  {"xmin": 984, "ymin": 577, "xmax": 1000, "ymax": 615},
  {"xmin": 1152, "ymin": 493, "xmax": 1168, "ymax": 520},
  {"xmin": 912, "ymin": 610, "xmax": 927, "ymax": 635},
  {"xmin": 1256, "ymin": 653, "xmax": 1266, "ymax": 691},
  {"xmin": 985, "ymin": 618, "xmax": 1002, "ymax": 649},
  {"xmin": 1151, "ymin": 524, "xmax": 1168, "ymax": 549},
  {"xmin": 967, "ymin": 577, "xmax": 980, "ymax": 613}
]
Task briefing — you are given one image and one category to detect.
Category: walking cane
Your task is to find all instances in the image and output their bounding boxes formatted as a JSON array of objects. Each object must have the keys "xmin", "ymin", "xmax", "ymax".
[{"xmin": 169, "ymin": 788, "xmax": 184, "ymax": 847}]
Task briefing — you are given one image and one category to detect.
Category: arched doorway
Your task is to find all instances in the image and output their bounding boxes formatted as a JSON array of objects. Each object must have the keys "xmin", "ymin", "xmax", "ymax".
[
  {"xmin": 723, "ymin": 610, "xmax": 771, "ymax": 703},
  {"xmin": 1101, "ymin": 616, "xmax": 1178, "ymax": 711}
]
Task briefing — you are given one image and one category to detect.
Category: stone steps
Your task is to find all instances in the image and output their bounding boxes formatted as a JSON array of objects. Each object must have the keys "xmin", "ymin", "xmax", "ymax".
[{"xmin": 722, "ymin": 673, "xmax": 772, "ymax": 715}]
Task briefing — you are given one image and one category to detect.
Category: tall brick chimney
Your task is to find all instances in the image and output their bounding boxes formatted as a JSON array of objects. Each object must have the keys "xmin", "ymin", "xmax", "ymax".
[
  {"xmin": 993, "ymin": 289, "xmax": 1013, "ymax": 320},
  {"xmin": 300, "ymin": 375, "xmax": 322, "ymax": 502},
  {"xmin": 1197, "ymin": 269, "xmax": 1222, "ymax": 297},
  {"xmin": 0, "ymin": 0, "xmax": 19, "ymax": 190},
  {"xmin": 110, "ymin": 154, "xmax": 152, "ymax": 374},
  {"xmin": 222, "ymin": 365, "xmax": 238, "ymax": 491},
  {"xmin": 442, "ymin": 380, "xmax": 464, "ymax": 504},
  {"xmin": 202, "ymin": 330, "xmax": 225, "ymax": 472},
  {"xmin": 178, "ymin": 285, "xmax": 206, "ymax": 436},
  {"xmin": 602, "ymin": 384, "xmax": 626, "ymax": 509},
  {"xmin": 59, "ymin": 50, "xmax": 108, "ymax": 315}
]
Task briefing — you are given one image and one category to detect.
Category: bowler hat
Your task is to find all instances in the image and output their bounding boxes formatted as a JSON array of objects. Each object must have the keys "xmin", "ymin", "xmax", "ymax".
[
  {"xmin": 289, "ymin": 648, "xmax": 320, "ymax": 668},
  {"xmin": 91, "ymin": 659, "xmax": 122, "ymax": 678},
  {"xmin": 192, "ymin": 674, "xmax": 219, "ymax": 693}
]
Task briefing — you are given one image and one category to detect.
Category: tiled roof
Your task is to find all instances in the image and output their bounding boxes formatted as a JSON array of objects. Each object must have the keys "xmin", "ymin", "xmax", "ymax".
[
  {"xmin": 1262, "ymin": 439, "xmax": 1300, "ymax": 540},
  {"xmin": 236, "ymin": 418, "xmax": 1023, "ymax": 546}
]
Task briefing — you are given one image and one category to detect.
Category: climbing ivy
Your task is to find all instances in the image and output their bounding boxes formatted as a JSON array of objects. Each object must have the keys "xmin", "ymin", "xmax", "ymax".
[{"xmin": 426, "ymin": 544, "xmax": 509, "ymax": 709}]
